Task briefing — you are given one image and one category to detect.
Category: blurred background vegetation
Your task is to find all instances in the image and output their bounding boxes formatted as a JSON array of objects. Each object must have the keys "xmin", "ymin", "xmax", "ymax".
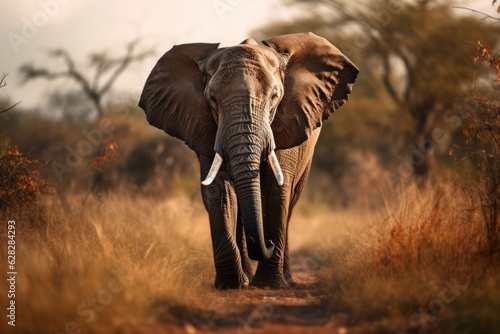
[{"xmin": 1, "ymin": 0, "xmax": 498, "ymax": 209}]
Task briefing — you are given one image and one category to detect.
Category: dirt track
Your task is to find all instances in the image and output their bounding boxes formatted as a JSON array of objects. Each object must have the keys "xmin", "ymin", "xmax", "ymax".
[
  {"xmin": 212, "ymin": 255, "xmax": 331, "ymax": 334},
  {"xmin": 135, "ymin": 255, "xmax": 361, "ymax": 334}
]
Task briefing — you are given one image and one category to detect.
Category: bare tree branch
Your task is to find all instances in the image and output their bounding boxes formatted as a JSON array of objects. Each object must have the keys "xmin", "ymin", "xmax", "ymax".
[
  {"xmin": 453, "ymin": 6, "xmax": 500, "ymax": 22},
  {"xmin": 399, "ymin": 54, "xmax": 414, "ymax": 102},
  {"xmin": 98, "ymin": 39, "xmax": 154, "ymax": 97},
  {"xmin": 380, "ymin": 55, "xmax": 403, "ymax": 106},
  {"xmin": 0, "ymin": 73, "xmax": 20, "ymax": 114},
  {"xmin": 19, "ymin": 39, "xmax": 154, "ymax": 117},
  {"xmin": 0, "ymin": 102, "xmax": 20, "ymax": 115},
  {"xmin": 0, "ymin": 73, "xmax": 8, "ymax": 89}
]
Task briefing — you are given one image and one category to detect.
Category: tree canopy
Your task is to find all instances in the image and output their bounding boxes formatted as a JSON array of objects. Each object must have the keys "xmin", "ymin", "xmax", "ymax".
[{"xmin": 256, "ymin": 0, "xmax": 500, "ymax": 180}]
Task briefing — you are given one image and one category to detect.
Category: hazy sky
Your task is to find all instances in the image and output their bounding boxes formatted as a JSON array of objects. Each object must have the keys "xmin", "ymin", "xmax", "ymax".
[
  {"xmin": 0, "ymin": 0, "xmax": 287, "ymax": 111},
  {"xmin": 0, "ymin": 0, "xmax": 498, "ymax": 112}
]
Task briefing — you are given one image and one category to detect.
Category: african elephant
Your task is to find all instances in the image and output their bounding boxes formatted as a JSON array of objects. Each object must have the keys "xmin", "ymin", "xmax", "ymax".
[{"xmin": 139, "ymin": 32, "xmax": 358, "ymax": 289}]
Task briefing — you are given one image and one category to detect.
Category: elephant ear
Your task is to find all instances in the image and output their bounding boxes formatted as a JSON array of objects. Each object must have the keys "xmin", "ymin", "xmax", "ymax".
[
  {"xmin": 263, "ymin": 32, "xmax": 359, "ymax": 149},
  {"xmin": 139, "ymin": 43, "xmax": 220, "ymax": 157}
]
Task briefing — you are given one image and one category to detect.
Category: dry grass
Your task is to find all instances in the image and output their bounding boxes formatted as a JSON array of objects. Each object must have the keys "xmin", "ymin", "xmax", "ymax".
[
  {"xmin": 0, "ymin": 181, "xmax": 498, "ymax": 333},
  {"xmin": 0, "ymin": 194, "xmax": 216, "ymax": 334},
  {"xmin": 317, "ymin": 183, "xmax": 500, "ymax": 333}
]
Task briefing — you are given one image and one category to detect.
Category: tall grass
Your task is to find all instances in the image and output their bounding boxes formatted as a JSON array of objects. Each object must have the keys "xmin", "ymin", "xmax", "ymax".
[
  {"xmin": 318, "ymin": 183, "xmax": 500, "ymax": 333},
  {"xmin": 1, "ymin": 181, "xmax": 498, "ymax": 333},
  {"xmin": 0, "ymin": 194, "xmax": 215, "ymax": 334}
]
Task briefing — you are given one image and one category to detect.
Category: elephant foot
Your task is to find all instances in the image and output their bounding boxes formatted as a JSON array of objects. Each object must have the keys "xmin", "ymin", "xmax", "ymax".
[
  {"xmin": 283, "ymin": 270, "xmax": 298, "ymax": 287},
  {"xmin": 250, "ymin": 274, "xmax": 290, "ymax": 290},
  {"xmin": 241, "ymin": 259, "xmax": 254, "ymax": 283},
  {"xmin": 214, "ymin": 275, "xmax": 249, "ymax": 290},
  {"xmin": 285, "ymin": 276, "xmax": 298, "ymax": 288}
]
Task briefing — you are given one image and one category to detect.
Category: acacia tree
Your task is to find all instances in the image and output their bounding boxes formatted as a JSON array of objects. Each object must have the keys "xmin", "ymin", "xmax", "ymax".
[
  {"xmin": 20, "ymin": 39, "xmax": 153, "ymax": 117},
  {"xmin": 257, "ymin": 0, "xmax": 499, "ymax": 178}
]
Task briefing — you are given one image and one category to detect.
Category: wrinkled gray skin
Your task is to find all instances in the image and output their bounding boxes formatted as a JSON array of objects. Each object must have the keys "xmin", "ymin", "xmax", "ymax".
[{"xmin": 139, "ymin": 32, "xmax": 358, "ymax": 289}]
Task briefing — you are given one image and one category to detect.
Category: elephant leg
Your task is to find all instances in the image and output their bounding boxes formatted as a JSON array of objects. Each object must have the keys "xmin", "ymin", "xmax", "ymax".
[
  {"xmin": 283, "ymin": 231, "xmax": 293, "ymax": 285},
  {"xmin": 199, "ymin": 156, "xmax": 249, "ymax": 289},
  {"xmin": 251, "ymin": 209, "xmax": 289, "ymax": 289},
  {"xmin": 283, "ymin": 160, "xmax": 312, "ymax": 286},
  {"xmin": 253, "ymin": 130, "xmax": 319, "ymax": 289},
  {"xmin": 251, "ymin": 151, "xmax": 296, "ymax": 289}
]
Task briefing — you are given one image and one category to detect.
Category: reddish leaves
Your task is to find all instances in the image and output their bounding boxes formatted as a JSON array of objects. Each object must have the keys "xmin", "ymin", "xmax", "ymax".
[
  {"xmin": 91, "ymin": 134, "xmax": 118, "ymax": 173},
  {"xmin": 474, "ymin": 41, "xmax": 500, "ymax": 82},
  {"xmin": 0, "ymin": 138, "xmax": 45, "ymax": 211}
]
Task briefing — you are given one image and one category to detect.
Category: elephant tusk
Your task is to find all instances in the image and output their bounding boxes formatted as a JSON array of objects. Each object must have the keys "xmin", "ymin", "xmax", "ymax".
[
  {"xmin": 268, "ymin": 150, "xmax": 284, "ymax": 186},
  {"xmin": 201, "ymin": 153, "xmax": 223, "ymax": 186}
]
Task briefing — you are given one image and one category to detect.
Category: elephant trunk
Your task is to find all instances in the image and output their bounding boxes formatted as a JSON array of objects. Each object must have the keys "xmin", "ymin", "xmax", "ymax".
[
  {"xmin": 226, "ymin": 124, "xmax": 275, "ymax": 261},
  {"xmin": 234, "ymin": 170, "xmax": 274, "ymax": 260}
]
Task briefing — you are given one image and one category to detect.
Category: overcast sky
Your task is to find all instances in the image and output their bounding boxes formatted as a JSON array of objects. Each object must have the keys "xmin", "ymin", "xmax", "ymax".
[{"xmin": 0, "ymin": 0, "xmax": 498, "ymax": 113}]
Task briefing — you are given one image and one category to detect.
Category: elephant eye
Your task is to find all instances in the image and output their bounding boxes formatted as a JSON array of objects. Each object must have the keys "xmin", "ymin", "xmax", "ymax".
[
  {"xmin": 270, "ymin": 91, "xmax": 280, "ymax": 105},
  {"xmin": 210, "ymin": 95, "xmax": 217, "ymax": 108}
]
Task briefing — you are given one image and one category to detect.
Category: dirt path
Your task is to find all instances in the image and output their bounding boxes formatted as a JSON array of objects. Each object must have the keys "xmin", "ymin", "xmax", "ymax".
[
  {"xmin": 153, "ymin": 254, "xmax": 351, "ymax": 334},
  {"xmin": 212, "ymin": 255, "xmax": 329, "ymax": 333},
  {"xmin": 123, "ymin": 254, "xmax": 378, "ymax": 334}
]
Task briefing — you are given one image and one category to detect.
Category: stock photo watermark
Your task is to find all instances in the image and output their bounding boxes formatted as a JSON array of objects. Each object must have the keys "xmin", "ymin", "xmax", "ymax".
[
  {"xmin": 47, "ymin": 271, "xmax": 134, "ymax": 334},
  {"xmin": 5, "ymin": 220, "xmax": 17, "ymax": 327},
  {"xmin": 7, "ymin": 0, "xmax": 73, "ymax": 54},
  {"xmin": 236, "ymin": 302, "xmax": 274, "ymax": 334},
  {"xmin": 49, "ymin": 85, "xmax": 141, "ymax": 184},
  {"xmin": 213, "ymin": 0, "xmax": 245, "ymax": 20},
  {"xmin": 384, "ymin": 93, "xmax": 483, "ymax": 187},
  {"xmin": 339, "ymin": 0, "xmax": 403, "ymax": 59},
  {"xmin": 400, "ymin": 279, "xmax": 467, "ymax": 334},
  {"xmin": 51, "ymin": 117, "xmax": 115, "ymax": 182}
]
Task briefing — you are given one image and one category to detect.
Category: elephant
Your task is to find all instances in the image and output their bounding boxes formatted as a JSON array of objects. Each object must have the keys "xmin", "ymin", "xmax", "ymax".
[{"xmin": 139, "ymin": 32, "xmax": 358, "ymax": 289}]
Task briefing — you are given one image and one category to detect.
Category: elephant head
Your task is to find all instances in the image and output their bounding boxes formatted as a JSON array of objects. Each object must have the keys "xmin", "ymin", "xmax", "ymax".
[{"xmin": 139, "ymin": 32, "xmax": 358, "ymax": 261}]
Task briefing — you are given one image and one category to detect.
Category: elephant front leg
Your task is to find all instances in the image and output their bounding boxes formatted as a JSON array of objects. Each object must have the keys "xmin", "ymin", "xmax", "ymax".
[
  {"xmin": 251, "ymin": 148, "xmax": 314, "ymax": 289},
  {"xmin": 200, "ymin": 160, "xmax": 249, "ymax": 290},
  {"xmin": 250, "ymin": 166, "xmax": 291, "ymax": 289},
  {"xmin": 251, "ymin": 221, "xmax": 289, "ymax": 289}
]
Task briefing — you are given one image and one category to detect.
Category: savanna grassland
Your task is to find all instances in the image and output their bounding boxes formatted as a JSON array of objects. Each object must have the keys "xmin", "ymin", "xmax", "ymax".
[{"xmin": 0, "ymin": 160, "xmax": 499, "ymax": 334}]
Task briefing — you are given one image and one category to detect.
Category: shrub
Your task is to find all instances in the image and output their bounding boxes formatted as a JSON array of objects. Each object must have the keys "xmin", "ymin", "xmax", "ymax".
[{"xmin": 0, "ymin": 135, "xmax": 46, "ymax": 214}]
